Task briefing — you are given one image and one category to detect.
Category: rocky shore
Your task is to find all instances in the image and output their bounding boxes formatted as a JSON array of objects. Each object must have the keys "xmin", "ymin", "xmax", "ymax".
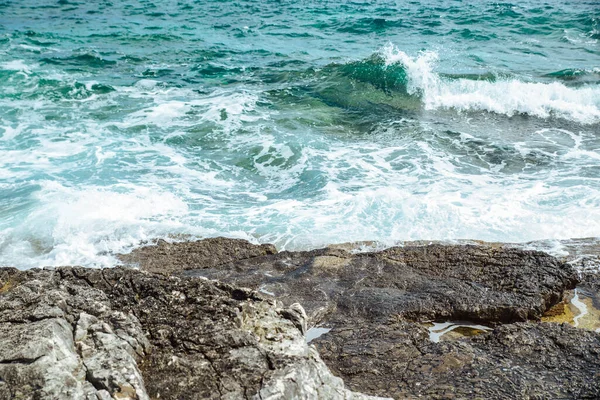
[{"xmin": 1, "ymin": 238, "xmax": 599, "ymax": 399}]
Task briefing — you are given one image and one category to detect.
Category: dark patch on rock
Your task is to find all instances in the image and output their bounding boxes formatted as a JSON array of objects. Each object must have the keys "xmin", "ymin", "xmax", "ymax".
[
  {"xmin": 316, "ymin": 321, "xmax": 600, "ymax": 399},
  {"xmin": 580, "ymin": 271, "xmax": 600, "ymax": 309},
  {"xmin": 156, "ymin": 243, "xmax": 578, "ymax": 326}
]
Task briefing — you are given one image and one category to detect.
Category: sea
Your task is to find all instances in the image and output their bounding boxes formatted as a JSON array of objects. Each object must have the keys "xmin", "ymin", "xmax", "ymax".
[{"xmin": 0, "ymin": 0, "xmax": 599, "ymax": 268}]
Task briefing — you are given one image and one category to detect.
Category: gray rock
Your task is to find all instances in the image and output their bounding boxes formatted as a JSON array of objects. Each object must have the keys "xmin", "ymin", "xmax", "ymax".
[
  {"xmin": 1, "ymin": 237, "xmax": 596, "ymax": 399},
  {"xmin": 0, "ymin": 267, "xmax": 382, "ymax": 400},
  {"xmin": 0, "ymin": 317, "xmax": 96, "ymax": 400}
]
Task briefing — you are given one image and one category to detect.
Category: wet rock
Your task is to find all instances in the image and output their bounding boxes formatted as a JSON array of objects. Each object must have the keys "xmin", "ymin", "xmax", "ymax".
[
  {"xmin": 1, "ymin": 238, "xmax": 595, "ymax": 399},
  {"xmin": 580, "ymin": 271, "xmax": 600, "ymax": 304},
  {"xmin": 151, "ymin": 241, "xmax": 579, "ymax": 326},
  {"xmin": 524, "ymin": 237, "xmax": 600, "ymax": 270},
  {"xmin": 121, "ymin": 238, "xmax": 599, "ymax": 399},
  {"xmin": 117, "ymin": 237, "xmax": 277, "ymax": 276},
  {"xmin": 316, "ymin": 321, "xmax": 600, "ymax": 399},
  {"xmin": 0, "ymin": 267, "xmax": 381, "ymax": 400},
  {"xmin": 576, "ymin": 272, "xmax": 600, "ymax": 332}
]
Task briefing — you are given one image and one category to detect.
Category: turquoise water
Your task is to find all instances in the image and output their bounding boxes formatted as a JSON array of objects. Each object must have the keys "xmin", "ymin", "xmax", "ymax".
[{"xmin": 0, "ymin": 0, "xmax": 599, "ymax": 268}]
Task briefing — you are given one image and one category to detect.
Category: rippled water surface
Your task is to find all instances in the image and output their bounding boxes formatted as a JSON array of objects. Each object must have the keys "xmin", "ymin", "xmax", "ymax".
[{"xmin": 0, "ymin": 0, "xmax": 599, "ymax": 267}]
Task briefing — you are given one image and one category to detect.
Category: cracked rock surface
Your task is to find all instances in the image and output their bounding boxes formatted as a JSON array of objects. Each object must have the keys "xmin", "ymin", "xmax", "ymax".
[
  {"xmin": 123, "ymin": 238, "xmax": 600, "ymax": 399},
  {"xmin": 0, "ymin": 267, "xmax": 381, "ymax": 400}
]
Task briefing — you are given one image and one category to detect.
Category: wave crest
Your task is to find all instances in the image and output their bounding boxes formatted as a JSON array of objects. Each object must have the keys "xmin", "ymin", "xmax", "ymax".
[{"xmin": 377, "ymin": 44, "xmax": 600, "ymax": 123}]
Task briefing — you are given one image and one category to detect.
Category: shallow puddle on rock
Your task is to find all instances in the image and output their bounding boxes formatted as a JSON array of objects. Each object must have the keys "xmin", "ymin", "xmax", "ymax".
[
  {"xmin": 542, "ymin": 288, "xmax": 600, "ymax": 332},
  {"xmin": 427, "ymin": 322, "xmax": 492, "ymax": 343},
  {"xmin": 428, "ymin": 287, "xmax": 600, "ymax": 343},
  {"xmin": 258, "ymin": 284, "xmax": 276, "ymax": 297},
  {"xmin": 306, "ymin": 327, "xmax": 332, "ymax": 343},
  {"xmin": 572, "ymin": 289, "xmax": 588, "ymax": 328}
]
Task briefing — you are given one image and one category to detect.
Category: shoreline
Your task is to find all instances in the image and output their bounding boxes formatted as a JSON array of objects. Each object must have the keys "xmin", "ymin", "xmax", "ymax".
[
  {"xmin": 108, "ymin": 234, "xmax": 600, "ymax": 268},
  {"xmin": 1, "ymin": 238, "xmax": 599, "ymax": 399}
]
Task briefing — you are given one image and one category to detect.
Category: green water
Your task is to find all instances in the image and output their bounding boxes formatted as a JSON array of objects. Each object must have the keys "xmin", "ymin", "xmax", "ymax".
[{"xmin": 0, "ymin": 0, "xmax": 599, "ymax": 268}]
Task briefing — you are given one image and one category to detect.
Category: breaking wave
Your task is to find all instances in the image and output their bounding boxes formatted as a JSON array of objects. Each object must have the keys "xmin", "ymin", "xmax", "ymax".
[{"xmin": 324, "ymin": 44, "xmax": 600, "ymax": 123}]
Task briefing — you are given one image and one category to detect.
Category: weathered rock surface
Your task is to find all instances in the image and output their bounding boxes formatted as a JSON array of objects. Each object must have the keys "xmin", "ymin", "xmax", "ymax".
[
  {"xmin": 120, "ymin": 238, "xmax": 600, "ymax": 399},
  {"xmin": 0, "ymin": 267, "xmax": 381, "ymax": 400},
  {"xmin": 127, "ymin": 241, "xmax": 577, "ymax": 326},
  {"xmin": 118, "ymin": 237, "xmax": 277, "ymax": 276},
  {"xmin": 581, "ymin": 271, "xmax": 600, "ymax": 303},
  {"xmin": 316, "ymin": 321, "xmax": 600, "ymax": 399},
  {"xmin": 1, "ymin": 238, "xmax": 597, "ymax": 399}
]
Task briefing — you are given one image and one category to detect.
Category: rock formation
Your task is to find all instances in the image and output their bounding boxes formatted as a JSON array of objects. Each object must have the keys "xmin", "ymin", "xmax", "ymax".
[
  {"xmin": 121, "ymin": 238, "xmax": 600, "ymax": 399},
  {"xmin": 0, "ymin": 238, "xmax": 598, "ymax": 399},
  {"xmin": 0, "ymin": 267, "xmax": 380, "ymax": 400}
]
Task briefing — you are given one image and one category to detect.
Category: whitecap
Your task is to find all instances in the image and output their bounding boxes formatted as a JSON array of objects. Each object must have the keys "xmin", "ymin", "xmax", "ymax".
[
  {"xmin": 0, "ymin": 59, "xmax": 32, "ymax": 72},
  {"xmin": 380, "ymin": 44, "xmax": 600, "ymax": 124}
]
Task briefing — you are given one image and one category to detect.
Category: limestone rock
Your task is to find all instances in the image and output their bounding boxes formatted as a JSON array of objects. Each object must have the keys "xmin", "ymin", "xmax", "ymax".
[{"xmin": 0, "ymin": 267, "xmax": 382, "ymax": 400}]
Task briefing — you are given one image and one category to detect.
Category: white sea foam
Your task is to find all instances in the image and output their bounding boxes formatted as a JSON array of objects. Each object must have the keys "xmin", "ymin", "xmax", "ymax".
[
  {"xmin": 123, "ymin": 84, "xmax": 262, "ymax": 131},
  {"xmin": 254, "ymin": 180, "xmax": 600, "ymax": 252},
  {"xmin": 0, "ymin": 81, "xmax": 270, "ymax": 268},
  {"xmin": 562, "ymin": 29, "xmax": 598, "ymax": 45},
  {"xmin": 0, "ymin": 182, "xmax": 196, "ymax": 268},
  {"xmin": 1, "ymin": 58, "xmax": 600, "ymax": 269},
  {"xmin": 381, "ymin": 44, "xmax": 600, "ymax": 124},
  {"xmin": 0, "ymin": 59, "xmax": 32, "ymax": 72},
  {"xmin": 0, "ymin": 124, "xmax": 24, "ymax": 141},
  {"xmin": 16, "ymin": 44, "xmax": 43, "ymax": 53}
]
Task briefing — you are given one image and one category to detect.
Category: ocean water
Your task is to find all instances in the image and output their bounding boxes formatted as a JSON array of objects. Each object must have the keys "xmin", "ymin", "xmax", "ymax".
[{"xmin": 0, "ymin": 0, "xmax": 599, "ymax": 268}]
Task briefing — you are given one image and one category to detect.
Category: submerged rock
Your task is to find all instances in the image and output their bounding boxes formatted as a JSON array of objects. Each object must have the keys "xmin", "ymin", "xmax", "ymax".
[
  {"xmin": 120, "ymin": 238, "xmax": 600, "ymax": 399},
  {"xmin": 0, "ymin": 267, "xmax": 381, "ymax": 400}
]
